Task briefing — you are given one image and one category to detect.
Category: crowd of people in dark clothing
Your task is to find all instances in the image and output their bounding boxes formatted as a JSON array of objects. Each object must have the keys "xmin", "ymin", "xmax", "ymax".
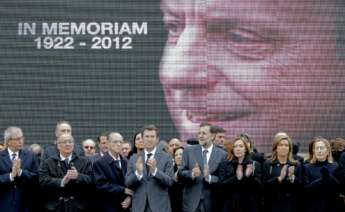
[{"xmin": 0, "ymin": 121, "xmax": 345, "ymax": 212}]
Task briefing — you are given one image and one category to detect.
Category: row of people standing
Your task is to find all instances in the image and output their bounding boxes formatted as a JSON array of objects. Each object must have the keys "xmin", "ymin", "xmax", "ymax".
[
  {"xmin": 203, "ymin": 131, "xmax": 344, "ymax": 212},
  {"xmin": 1, "ymin": 122, "xmax": 345, "ymax": 212},
  {"xmin": 166, "ymin": 125, "xmax": 345, "ymax": 212}
]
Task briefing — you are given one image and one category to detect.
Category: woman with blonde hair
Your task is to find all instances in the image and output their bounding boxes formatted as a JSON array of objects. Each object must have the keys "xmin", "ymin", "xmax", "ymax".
[
  {"xmin": 262, "ymin": 132, "xmax": 302, "ymax": 212},
  {"xmin": 304, "ymin": 136, "xmax": 340, "ymax": 212},
  {"xmin": 217, "ymin": 135, "xmax": 262, "ymax": 212}
]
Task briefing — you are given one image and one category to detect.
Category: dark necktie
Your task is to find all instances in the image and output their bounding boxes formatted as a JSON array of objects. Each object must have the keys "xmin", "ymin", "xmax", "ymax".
[
  {"xmin": 202, "ymin": 149, "xmax": 208, "ymax": 165},
  {"xmin": 11, "ymin": 153, "xmax": 17, "ymax": 161},
  {"xmin": 64, "ymin": 158, "xmax": 69, "ymax": 168},
  {"xmin": 115, "ymin": 159, "xmax": 121, "ymax": 169},
  {"xmin": 146, "ymin": 153, "xmax": 153, "ymax": 175},
  {"xmin": 146, "ymin": 153, "xmax": 152, "ymax": 162}
]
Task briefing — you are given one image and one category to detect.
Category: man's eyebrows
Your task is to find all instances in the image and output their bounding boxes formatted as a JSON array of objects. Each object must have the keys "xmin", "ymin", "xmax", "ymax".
[
  {"xmin": 163, "ymin": 9, "xmax": 182, "ymax": 18},
  {"xmin": 206, "ymin": 12, "xmax": 280, "ymax": 30},
  {"xmin": 162, "ymin": 7, "xmax": 185, "ymax": 23}
]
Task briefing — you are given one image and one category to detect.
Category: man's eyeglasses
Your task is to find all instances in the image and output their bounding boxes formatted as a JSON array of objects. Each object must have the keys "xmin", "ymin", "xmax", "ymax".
[
  {"xmin": 58, "ymin": 140, "xmax": 74, "ymax": 145},
  {"xmin": 109, "ymin": 140, "xmax": 122, "ymax": 144},
  {"xmin": 9, "ymin": 136, "xmax": 24, "ymax": 141},
  {"xmin": 84, "ymin": 146, "xmax": 95, "ymax": 150}
]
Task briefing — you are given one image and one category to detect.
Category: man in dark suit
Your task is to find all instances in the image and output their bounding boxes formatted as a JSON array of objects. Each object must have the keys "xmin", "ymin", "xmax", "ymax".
[
  {"xmin": 39, "ymin": 134, "xmax": 93, "ymax": 211},
  {"xmin": 41, "ymin": 120, "xmax": 84, "ymax": 161},
  {"xmin": 90, "ymin": 132, "xmax": 110, "ymax": 163},
  {"xmin": 126, "ymin": 125, "xmax": 174, "ymax": 212},
  {"xmin": 93, "ymin": 132, "xmax": 133, "ymax": 212},
  {"xmin": 179, "ymin": 123, "xmax": 227, "ymax": 212},
  {"xmin": 0, "ymin": 126, "xmax": 38, "ymax": 212}
]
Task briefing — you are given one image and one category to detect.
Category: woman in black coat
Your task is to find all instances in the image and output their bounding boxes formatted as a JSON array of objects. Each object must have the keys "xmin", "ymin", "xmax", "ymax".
[
  {"xmin": 304, "ymin": 137, "xmax": 340, "ymax": 212},
  {"xmin": 217, "ymin": 135, "xmax": 262, "ymax": 212},
  {"xmin": 169, "ymin": 147, "xmax": 184, "ymax": 212},
  {"xmin": 262, "ymin": 132, "xmax": 302, "ymax": 212}
]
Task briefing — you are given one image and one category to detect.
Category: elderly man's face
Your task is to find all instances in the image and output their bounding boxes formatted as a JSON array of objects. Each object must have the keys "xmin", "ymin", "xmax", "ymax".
[
  {"xmin": 83, "ymin": 140, "xmax": 96, "ymax": 156},
  {"xmin": 7, "ymin": 134, "xmax": 24, "ymax": 152},
  {"xmin": 109, "ymin": 140, "xmax": 122, "ymax": 155},
  {"xmin": 159, "ymin": 0, "xmax": 345, "ymax": 151},
  {"xmin": 108, "ymin": 133, "xmax": 124, "ymax": 155},
  {"xmin": 57, "ymin": 135, "xmax": 74, "ymax": 157},
  {"xmin": 55, "ymin": 123, "xmax": 72, "ymax": 138}
]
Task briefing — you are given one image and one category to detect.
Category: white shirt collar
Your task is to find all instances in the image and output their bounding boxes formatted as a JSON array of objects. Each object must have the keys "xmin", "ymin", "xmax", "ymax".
[
  {"xmin": 144, "ymin": 147, "xmax": 157, "ymax": 160},
  {"xmin": 202, "ymin": 144, "xmax": 213, "ymax": 153},
  {"xmin": 201, "ymin": 144, "xmax": 213, "ymax": 165},
  {"xmin": 8, "ymin": 148, "xmax": 19, "ymax": 160},
  {"xmin": 108, "ymin": 151, "xmax": 121, "ymax": 161},
  {"xmin": 60, "ymin": 154, "xmax": 72, "ymax": 162}
]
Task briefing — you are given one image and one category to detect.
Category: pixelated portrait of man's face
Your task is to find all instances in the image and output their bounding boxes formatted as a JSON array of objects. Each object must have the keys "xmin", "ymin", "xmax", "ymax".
[{"xmin": 159, "ymin": 0, "xmax": 345, "ymax": 152}]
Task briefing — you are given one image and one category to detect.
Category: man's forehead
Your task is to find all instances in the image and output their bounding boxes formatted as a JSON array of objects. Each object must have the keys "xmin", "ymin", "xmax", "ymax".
[
  {"xmin": 161, "ymin": 0, "xmax": 184, "ymax": 10},
  {"xmin": 122, "ymin": 143, "xmax": 131, "ymax": 148},
  {"xmin": 10, "ymin": 132, "xmax": 23, "ymax": 138},
  {"xmin": 84, "ymin": 140, "xmax": 95, "ymax": 146},
  {"xmin": 143, "ymin": 130, "xmax": 157, "ymax": 136},
  {"xmin": 100, "ymin": 136, "xmax": 108, "ymax": 141},
  {"xmin": 199, "ymin": 125, "xmax": 211, "ymax": 132},
  {"xmin": 162, "ymin": 0, "xmax": 332, "ymax": 22},
  {"xmin": 109, "ymin": 133, "xmax": 123, "ymax": 141},
  {"xmin": 169, "ymin": 138, "xmax": 180, "ymax": 143},
  {"xmin": 58, "ymin": 123, "xmax": 71, "ymax": 130}
]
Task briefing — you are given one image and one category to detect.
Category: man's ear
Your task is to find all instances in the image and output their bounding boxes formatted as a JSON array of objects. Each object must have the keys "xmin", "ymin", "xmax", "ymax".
[{"xmin": 211, "ymin": 134, "xmax": 216, "ymax": 142}]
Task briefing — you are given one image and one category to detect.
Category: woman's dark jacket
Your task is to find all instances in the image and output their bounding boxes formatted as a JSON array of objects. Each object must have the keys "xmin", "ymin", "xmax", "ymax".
[
  {"xmin": 304, "ymin": 160, "xmax": 340, "ymax": 212},
  {"xmin": 262, "ymin": 159, "xmax": 302, "ymax": 212},
  {"xmin": 169, "ymin": 164, "xmax": 184, "ymax": 212},
  {"xmin": 217, "ymin": 156, "xmax": 262, "ymax": 212}
]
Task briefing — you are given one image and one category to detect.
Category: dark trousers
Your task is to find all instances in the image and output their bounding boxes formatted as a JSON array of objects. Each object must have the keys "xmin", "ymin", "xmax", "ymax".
[{"xmin": 144, "ymin": 199, "xmax": 152, "ymax": 212}]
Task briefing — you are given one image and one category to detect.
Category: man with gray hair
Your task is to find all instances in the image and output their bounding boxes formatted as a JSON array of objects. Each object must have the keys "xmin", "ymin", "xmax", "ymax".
[
  {"xmin": 93, "ymin": 132, "xmax": 133, "ymax": 211},
  {"xmin": 39, "ymin": 134, "xmax": 93, "ymax": 211},
  {"xmin": 82, "ymin": 139, "xmax": 97, "ymax": 157},
  {"xmin": 0, "ymin": 126, "xmax": 38, "ymax": 212},
  {"xmin": 42, "ymin": 120, "xmax": 84, "ymax": 160}
]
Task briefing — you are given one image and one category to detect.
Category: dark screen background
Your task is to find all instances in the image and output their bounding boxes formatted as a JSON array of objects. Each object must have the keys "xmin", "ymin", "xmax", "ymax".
[{"xmin": 0, "ymin": 0, "xmax": 177, "ymax": 144}]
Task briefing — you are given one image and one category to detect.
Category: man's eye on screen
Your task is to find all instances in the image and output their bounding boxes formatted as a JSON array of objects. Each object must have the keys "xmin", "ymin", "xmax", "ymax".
[
  {"xmin": 165, "ymin": 21, "xmax": 185, "ymax": 45},
  {"xmin": 227, "ymin": 29, "xmax": 276, "ymax": 60}
]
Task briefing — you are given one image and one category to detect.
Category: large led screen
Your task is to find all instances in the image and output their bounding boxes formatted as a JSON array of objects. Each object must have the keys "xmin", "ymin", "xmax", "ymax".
[{"xmin": 1, "ymin": 0, "xmax": 344, "ymax": 152}]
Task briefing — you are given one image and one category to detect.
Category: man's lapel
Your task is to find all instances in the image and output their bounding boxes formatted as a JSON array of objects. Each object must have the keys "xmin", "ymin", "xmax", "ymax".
[
  {"xmin": 208, "ymin": 146, "xmax": 217, "ymax": 173},
  {"xmin": 195, "ymin": 145, "xmax": 204, "ymax": 170},
  {"xmin": 1, "ymin": 150, "xmax": 12, "ymax": 170}
]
